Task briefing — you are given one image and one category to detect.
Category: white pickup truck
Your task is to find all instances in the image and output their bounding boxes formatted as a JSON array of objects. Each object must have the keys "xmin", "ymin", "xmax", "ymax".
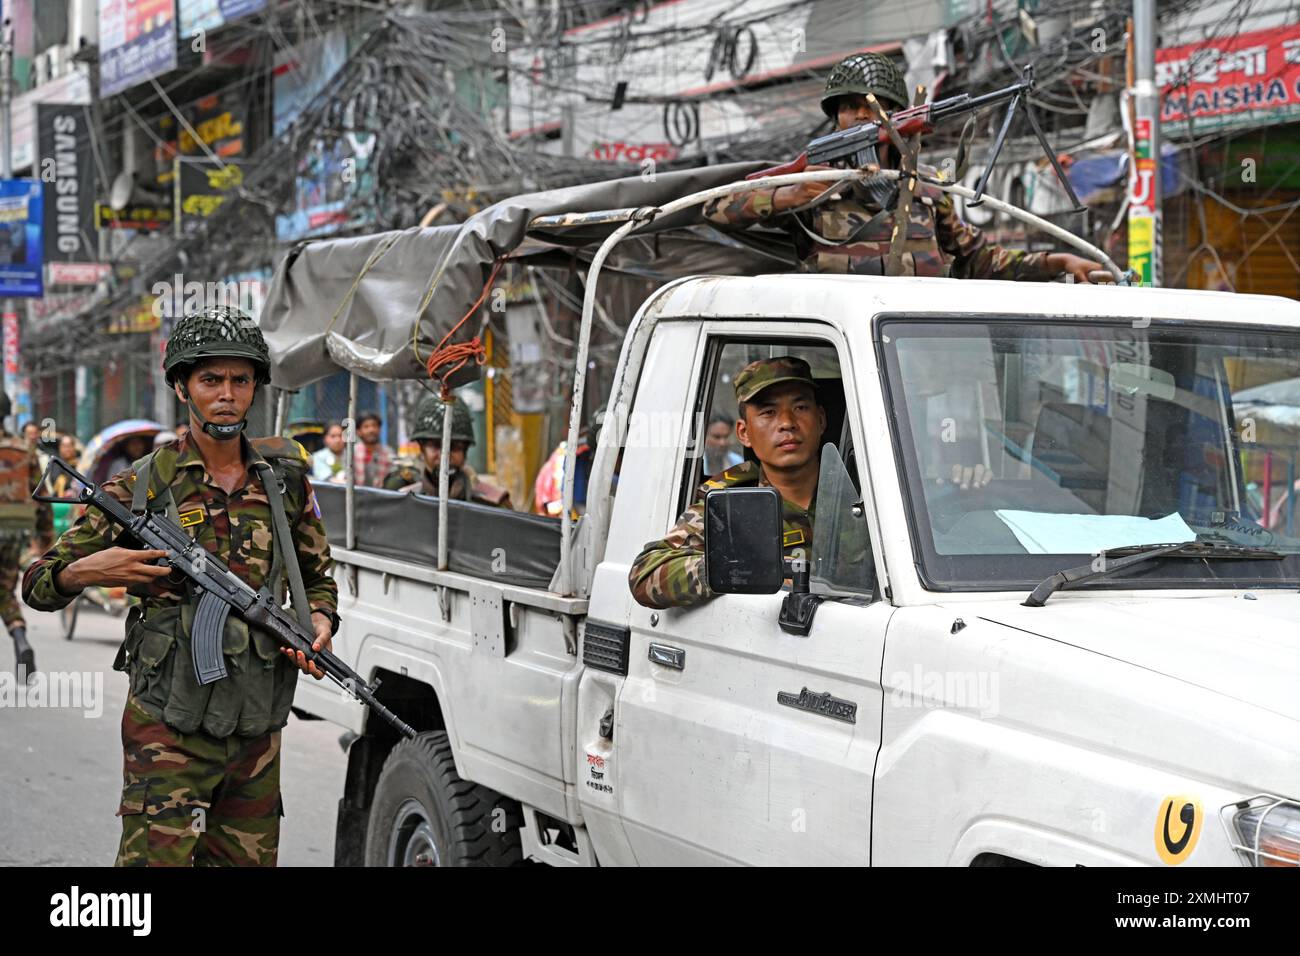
[{"xmin": 291, "ymin": 270, "xmax": 1300, "ymax": 868}]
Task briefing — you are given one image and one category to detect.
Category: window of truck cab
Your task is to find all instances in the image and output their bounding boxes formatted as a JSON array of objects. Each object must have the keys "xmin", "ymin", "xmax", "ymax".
[
  {"xmin": 878, "ymin": 316, "xmax": 1300, "ymax": 591},
  {"xmin": 684, "ymin": 335, "xmax": 876, "ymax": 600}
]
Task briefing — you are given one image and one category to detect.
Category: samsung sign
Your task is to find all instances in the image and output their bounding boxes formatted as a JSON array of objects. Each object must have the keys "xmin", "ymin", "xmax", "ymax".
[{"xmin": 36, "ymin": 104, "xmax": 97, "ymax": 266}]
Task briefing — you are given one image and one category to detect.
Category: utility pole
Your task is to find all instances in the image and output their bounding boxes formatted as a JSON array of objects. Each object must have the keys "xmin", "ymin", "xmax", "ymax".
[{"xmin": 1128, "ymin": 0, "xmax": 1162, "ymax": 286}]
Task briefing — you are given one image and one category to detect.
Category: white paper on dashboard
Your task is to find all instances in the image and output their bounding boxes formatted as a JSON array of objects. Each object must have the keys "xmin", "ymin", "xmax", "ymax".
[{"xmin": 993, "ymin": 510, "xmax": 1197, "ymax": 555}]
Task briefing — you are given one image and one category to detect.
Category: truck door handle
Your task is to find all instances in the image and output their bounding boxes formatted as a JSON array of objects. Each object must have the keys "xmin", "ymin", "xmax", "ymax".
[{"xmin": 648, "ymin": 643, "xmax": 685, "ymax": 670}]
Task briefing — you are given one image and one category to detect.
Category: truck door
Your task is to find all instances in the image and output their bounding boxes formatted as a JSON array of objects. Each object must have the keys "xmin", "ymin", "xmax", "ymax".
[
  {"xmin": 576, "ymin": 318, "xmax": 704, "ymax": 867},
  {"xmin": 604, "ymin": 325, "xmax": 889, "ymax": 865}
]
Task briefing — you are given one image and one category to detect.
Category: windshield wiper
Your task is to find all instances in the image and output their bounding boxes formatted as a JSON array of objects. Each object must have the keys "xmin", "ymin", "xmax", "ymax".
[{"xmin": 1023, "ymin": 540, "xmax": 1285, "ymax": 607}]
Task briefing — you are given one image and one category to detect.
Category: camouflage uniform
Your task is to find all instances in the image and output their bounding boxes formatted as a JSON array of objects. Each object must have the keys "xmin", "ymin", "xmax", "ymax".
[
  {"xmin": 628, "ymin": 357, "xmax": 820, "ymax": 609},
  {"xmin": 703, "ymin": 181, "xmax": 1057, "ymax": 279},
  {"xmin": 704, "ymin": 51, "xmax": 1057, "ymax": 281},
  {"xmin": 628, "ymin": 461, "xmax": 815, "ymax": 609},
  {"xmin": 0, "ymin": 428, "xmax": 52, "ymax": 642},
  {"xmin": 382, "ymin": 393, "xmax": 511, "ymax": 507},
  {"xmin": 22, "ymin": 306, "xmax": 338, "ymax": 867},
  {"xmin": 116, "ymin": 695, "xmax": 283, "ymax": 866},
  {"xmin": 22, "ymin": 432, "xmax": 336, "ymax": 866},
  {"xmin": 382, "ymin": 460, "xmax": 512, "ymax": 507}
]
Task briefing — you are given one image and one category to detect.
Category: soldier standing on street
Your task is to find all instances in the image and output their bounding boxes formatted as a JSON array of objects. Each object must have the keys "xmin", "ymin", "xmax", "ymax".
[
  {"xmin": 383, "ymin": 394, "xmax": 511, "ymax": 507},
  {"xmin": 704, "ymin": 52, "xmax": 1103, "ymax": 282},
  {"xmin": 0, "ymin": 391, "xmax": 52, "ymax": 680},
  {"xmin": 22, "ymin": 305, "xmax": 338, "ymax": 867},
  {"xmin": 629, "ymin": 357, "xmax": 823, "ymax": 609}
]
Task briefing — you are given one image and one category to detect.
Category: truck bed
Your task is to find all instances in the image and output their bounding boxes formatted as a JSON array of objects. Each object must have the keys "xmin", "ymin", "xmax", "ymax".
[
  {"xmin": 314, "ymin": 483, "xmax": 562, "ymax": 589},
  {"xmin": 299, "ymin": 488, "xmax": 588, "ymax": 822}
]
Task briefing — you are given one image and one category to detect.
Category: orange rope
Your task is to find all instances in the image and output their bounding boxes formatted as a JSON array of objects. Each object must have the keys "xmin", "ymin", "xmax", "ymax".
[{"xmin": 424, "ymin": 257, "xmax": 504, "ymax": 398}]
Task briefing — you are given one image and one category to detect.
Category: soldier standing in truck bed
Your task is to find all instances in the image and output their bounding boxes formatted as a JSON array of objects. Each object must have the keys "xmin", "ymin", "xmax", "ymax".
[
  {"xmin": 703, "ymin": 52, "xmax": 1103, "ymax": 283},
  {"xmin": 383, "ymin": 394, "xmax": 511, "ymax": 508}
]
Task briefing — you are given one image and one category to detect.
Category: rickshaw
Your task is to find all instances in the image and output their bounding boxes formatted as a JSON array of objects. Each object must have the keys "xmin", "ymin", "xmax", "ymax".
[{"xmin": 56, "ymin": 420, "xmax": 163, "ymax": 640}]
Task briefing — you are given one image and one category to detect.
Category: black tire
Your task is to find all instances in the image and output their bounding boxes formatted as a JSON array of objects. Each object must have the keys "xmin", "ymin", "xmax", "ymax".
[{"xmin": 364, "ymin": 730, "xmax": 522, "ymax": 867}]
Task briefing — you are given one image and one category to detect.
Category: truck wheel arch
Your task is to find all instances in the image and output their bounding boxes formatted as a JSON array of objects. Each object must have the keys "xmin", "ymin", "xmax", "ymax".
[
  {"xmin": 335, "ymin": 668, "xmax": 449, "ymax": 866},
  {"xmin": 363, "ymin": 730, "xmax": 524, "ymax": 866}
]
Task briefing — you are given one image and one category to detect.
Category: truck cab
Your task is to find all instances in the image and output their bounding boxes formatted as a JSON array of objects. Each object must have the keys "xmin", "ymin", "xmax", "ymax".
[{"xmin": 304, "ymin": 272, "xmax": 1300, "ymax": 868}]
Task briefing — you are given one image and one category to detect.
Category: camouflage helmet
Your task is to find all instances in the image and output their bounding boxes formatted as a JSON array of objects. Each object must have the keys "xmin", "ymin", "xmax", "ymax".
[
  {"xmin": 821, "ymin": 52, "xmax": 908, "ymax": 118},
  {"xmin": 411, "ymin": 393, "xmax": 475, "ymax": 446},
  {"xmin": 734, "ymin": 356, "xmax": 818, "ymax": 403},
  {"xmin": 163, "ymin": 305, "xmax": 271, "ymax": 387}
]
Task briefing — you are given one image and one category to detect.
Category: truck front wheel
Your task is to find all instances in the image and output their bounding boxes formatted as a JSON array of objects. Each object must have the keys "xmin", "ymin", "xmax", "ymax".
[{"xmin": 364, "ymin": 730, "xmax": 522, "ymax": 867}]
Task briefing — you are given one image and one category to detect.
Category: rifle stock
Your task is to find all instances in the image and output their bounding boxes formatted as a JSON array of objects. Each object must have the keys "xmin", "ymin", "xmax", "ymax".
[{"xmin": 745, "ymin": 152, "xmax": 809, "ymax": 180}]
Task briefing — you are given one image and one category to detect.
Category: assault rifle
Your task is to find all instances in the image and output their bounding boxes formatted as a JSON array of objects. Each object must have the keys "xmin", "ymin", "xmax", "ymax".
[
  {"xmin": 33, "ymin": 456, "xmax": 416, "ymax": 740},
  {"xmin": 748, "ymin": 65, "xmax": 1084, "ymax": 213}
]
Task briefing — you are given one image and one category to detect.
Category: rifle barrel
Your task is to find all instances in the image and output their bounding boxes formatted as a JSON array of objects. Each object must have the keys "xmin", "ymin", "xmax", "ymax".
[
  {"xmin": 37, "ymin": 455, "xmax": 417, "ymax": 739},
  {"xmin": 930, "ymin": 79, "xmax": 1031, "ymax": 122}
]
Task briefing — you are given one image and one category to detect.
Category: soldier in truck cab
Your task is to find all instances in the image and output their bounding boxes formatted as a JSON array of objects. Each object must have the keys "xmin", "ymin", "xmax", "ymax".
[
  {"xmin": 703, "ymin": 52, "xmax": 1103, "ymax": 283},
  {"xmin": 629, "ymin": 357, "xmax": 823, "ymax": 609}
]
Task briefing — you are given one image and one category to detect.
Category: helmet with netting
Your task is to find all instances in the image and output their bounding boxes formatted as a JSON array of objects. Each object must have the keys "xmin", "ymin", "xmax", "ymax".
[
  {"xmin": 821, "ymin": 52, "xmax": 908, "ymax": 118},
  {"xmin": 411, "ymin": 394, "xmax": 475, "ymax": 446},
  {"xmin": 164, "ymin": 305, "xmax": 271, "ymax": 386}
]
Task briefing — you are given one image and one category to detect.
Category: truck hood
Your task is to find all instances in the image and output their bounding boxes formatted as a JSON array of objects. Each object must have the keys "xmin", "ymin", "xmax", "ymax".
[{"xmin": 973, "ymin": 593, "xmax": 1300, "ymax": 723}]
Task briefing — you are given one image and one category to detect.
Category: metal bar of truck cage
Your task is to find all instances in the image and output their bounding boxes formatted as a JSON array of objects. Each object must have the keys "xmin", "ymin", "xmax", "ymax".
[
  {"xmin": 274, "ymin": 389, "xmax": 289, "ymax": 438},
  {"xmin": 528, "ymin": 171, "xmax": 1121, "ymax": 278},
  {"xmin": 438, "ymin": 397, "xmax": 452, "ymax": 571},
  {"xmin": 551, "ymin": 168, "xmax": 1122, "ymax": 595},
  {"xmin": 529, "ymin": 207, "xmax": 640, "ymax": 231},
  {"xmin": 345, "ymin": 373, "xmax": 357, "ymax": 552},
  {"xmin": 558, "ymin": 214, "xmax": 642, "ymax": 596}
]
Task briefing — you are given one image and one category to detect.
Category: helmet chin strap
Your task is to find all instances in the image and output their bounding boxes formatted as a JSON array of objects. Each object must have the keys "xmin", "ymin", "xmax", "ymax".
[{"xmin": 180, "ymin": 387, "xmax": 245, "ymax": 440}]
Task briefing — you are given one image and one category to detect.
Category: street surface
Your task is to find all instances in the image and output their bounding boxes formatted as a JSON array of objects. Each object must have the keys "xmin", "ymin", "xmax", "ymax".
[{"xmin": 0, "ymin": 601, "xmax": 348, "ymax": 866}]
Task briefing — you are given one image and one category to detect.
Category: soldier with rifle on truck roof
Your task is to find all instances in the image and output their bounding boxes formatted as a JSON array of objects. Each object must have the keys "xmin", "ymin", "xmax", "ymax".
[{"xmin": 704, "ymin": 52, "xmax": 1103, "ymax": 283}]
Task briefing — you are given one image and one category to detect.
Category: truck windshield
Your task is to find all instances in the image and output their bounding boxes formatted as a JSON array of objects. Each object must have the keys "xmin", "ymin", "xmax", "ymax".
[{"xmin": 879, "ymin": 317, "xmax": 1300, "ymax": 591}]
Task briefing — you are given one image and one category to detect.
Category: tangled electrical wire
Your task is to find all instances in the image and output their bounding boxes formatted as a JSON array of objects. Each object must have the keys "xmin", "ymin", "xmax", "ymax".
[{"xmin": 23, "ymin": 0, "xmax": 1283, "ymax": 379}]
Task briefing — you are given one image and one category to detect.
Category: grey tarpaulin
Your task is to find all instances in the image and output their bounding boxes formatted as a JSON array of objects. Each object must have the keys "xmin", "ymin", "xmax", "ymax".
[{"xmin": 260, "ymin": 161, "xmax": 795, "ymax": 389}]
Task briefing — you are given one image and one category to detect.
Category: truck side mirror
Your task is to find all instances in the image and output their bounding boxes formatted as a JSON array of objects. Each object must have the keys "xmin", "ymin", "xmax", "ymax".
[{"xmin": 704, "ymin": 487, "xmax": 784, "ymax": 594}]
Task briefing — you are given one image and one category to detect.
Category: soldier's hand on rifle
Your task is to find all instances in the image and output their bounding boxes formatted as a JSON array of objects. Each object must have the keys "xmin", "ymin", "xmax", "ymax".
[
  {"xmin": 774, "ymin": 165, "xmax": 838, "ymax": 211},
  {"xmin": 1048, "ymin": 253, "xmax": 1106, "ymax": 284},
  {"xmin": 282, "ymin": 611, "xmax": 334, "ymax": 680},
  {"xmin": 57, "ymin": 547, "xmax": 172, "ymax": 592}
]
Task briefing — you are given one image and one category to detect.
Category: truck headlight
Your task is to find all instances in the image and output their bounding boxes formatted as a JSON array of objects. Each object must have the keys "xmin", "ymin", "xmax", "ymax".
[{"xmin": 1222, "ymin": 796, "xmax": 1300, "ymax": 866}]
